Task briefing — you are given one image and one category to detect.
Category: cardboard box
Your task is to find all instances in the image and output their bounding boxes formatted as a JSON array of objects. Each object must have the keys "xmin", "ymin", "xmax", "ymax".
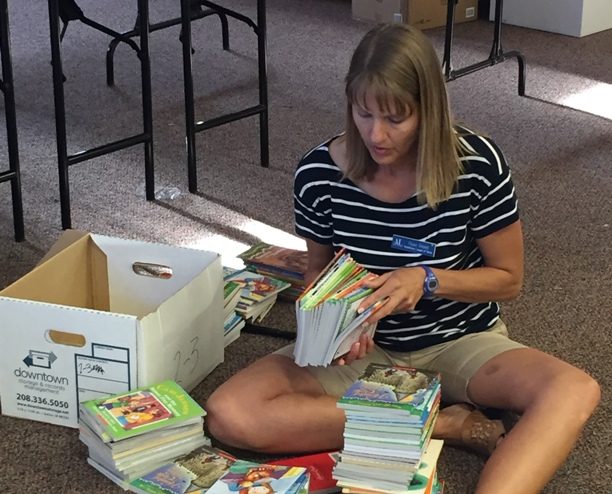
[
  {"xmin": 490, "ymin": 0, "xmax": 612, "ymax": 37},
  {"xmin": 0, "ymin": 231, "xmax": 224, "ymax": 428},
  {"xmin": 352, "ymin": 0, "xmax": 478, "ymax": 30}
]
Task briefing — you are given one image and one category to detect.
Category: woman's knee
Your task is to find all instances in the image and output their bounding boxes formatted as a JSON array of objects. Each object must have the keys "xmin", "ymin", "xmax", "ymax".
[
  {"xmin": 530, "ymin": 365, "xmax": 601, "ymax": 423},
  {"xmin": 205, "ymin": 386, "xmax": 261, "ymax": 449}
]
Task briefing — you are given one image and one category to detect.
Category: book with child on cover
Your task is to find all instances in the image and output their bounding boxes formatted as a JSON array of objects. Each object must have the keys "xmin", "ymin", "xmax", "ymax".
[
  {"xmin": 205, "ymin": 460, "xmax": 308, "ymax": 494},
  {"xmin": 79, "ymin": 380, "xmax": 205, "ymax": 443}
]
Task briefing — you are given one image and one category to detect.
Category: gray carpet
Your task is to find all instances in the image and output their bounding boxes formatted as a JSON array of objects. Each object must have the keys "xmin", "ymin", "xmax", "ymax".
[{"xmin": 0, "ymin": 0, "xmax": 610, "ymax": 492}]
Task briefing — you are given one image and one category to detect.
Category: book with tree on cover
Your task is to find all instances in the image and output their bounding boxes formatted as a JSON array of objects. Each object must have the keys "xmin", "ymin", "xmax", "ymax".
[
  {"xmin": 205, "ymin": 460, "xmax": 309, "ymax": 494},
  {"xmin": 272, "ymin": 451, "xmax": 340, "ymax": 494},
  {"xmin": 337, "ymin": 364, "xmax": 441, "ymax": 421},
  {"xmin": 128, "ymin": 444, "xmax": 237, "ymax": 494},
  {"xmin": 79, "ymin": 380, "xmax": 205, "ymax": 443},
  {"xmin": 294, "ymin": 249, "xmax": 386, "ymax": 367}
]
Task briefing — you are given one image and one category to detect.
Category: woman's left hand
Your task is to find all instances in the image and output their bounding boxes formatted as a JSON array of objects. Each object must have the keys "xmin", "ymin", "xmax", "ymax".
[
  {"xmin": 334, "ymin": 327, "xmax": 375, "ymax": 366},
  {"xmin": 358, "ymin": 267, "xmax": 426, "ymax": 324}
]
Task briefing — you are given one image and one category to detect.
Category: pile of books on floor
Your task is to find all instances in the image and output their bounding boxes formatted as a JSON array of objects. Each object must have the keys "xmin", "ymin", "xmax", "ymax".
[
  {"xmin": 129, "ymin": 446, "xmax": 310, "ymax": 494},
  {"xmin": 223, "ymin": 266, "xmax": 291, "ymax": 323},
  {"xmin": 224, "ymin": 276, "xmax": 246, "ymax": 347},
  {"xmin": 238, "ymin": 241, "xmax": 309, "ymax": 301},
  {"xmin": 294, "ymin": 249, "xmax": 384, "ymax": 367},
  {"xmin": 333, "ymin": 364, "xmax": 445, "ymax": 494},
  {"xmin": 78, "ymin": 380, "xmax": 209, "ymax": 487}
]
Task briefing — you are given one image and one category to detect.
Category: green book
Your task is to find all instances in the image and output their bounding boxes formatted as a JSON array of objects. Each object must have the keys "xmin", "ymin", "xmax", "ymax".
[
  {"xmin": 337, "ymin": 364, "xmax": 441, "ymax": 419},
  {"xmin": 79, "ymin": 380, "xmax": 205, "ymax": 443}
]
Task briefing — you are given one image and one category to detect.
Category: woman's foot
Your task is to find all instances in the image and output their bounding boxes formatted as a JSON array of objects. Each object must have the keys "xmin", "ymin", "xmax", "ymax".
[{"xmin": 434, "ymin": 403, "xmax": 506, "ymax": 456}]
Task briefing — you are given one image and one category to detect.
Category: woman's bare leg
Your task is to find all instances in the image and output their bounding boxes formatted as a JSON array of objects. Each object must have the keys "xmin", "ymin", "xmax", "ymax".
[
  {"xmin": 205, "ymin": 354, "xmax": 346, "ymax": 454},
  {"xmin": 464, "ymin": 348, "xmax": 600, "ymax": 494}
]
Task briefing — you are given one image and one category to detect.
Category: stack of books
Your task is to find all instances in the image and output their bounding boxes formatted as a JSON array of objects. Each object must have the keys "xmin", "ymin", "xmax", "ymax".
[
  {"xmin": 224, "ymin": 277, "xmax": 246, "ymax": 347},
  {"xmin": 79, "ymin": 380, "xmax": 209, "ymax": 486},
  {"xmin": 238, "ymin": 242, "xmax": 309, "ymax": 301},
  {"xmin": 294, "ymin": 249, "xmax": 384, "ymax": 366},
  {"xmin": 224, "ymin": 266, "xmax": 291, "ymax": 323},
  {"xmin": 333, "ymin": 364, "xmax": 444, "ymax": 494}
]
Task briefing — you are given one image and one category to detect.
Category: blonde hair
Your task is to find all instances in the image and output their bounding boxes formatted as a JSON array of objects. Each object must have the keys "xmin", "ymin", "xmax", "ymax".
[{"xmin": 344, "ymin": 24, "xmax": 463, "ymax": 208}]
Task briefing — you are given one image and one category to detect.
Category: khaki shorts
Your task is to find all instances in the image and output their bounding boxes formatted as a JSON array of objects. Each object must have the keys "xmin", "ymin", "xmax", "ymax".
[{"xmin": 275, "ymin": 319, "xmax": 526, "ymax": 404}]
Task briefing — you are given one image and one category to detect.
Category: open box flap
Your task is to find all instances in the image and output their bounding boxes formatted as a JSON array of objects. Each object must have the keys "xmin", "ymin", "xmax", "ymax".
[{"xmin": 1, "ymin": 234, "xmax": 110, "ymax": 311}]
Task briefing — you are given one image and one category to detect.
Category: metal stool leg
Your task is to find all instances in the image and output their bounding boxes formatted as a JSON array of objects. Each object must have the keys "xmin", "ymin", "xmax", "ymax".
[{"xmin": 0, "ymin": 0, "xmax": 24, "ymax": 241}]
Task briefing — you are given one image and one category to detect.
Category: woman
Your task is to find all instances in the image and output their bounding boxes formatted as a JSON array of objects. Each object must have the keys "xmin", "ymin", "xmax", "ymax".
[{"xmin": 206, "ymin": 24, "xmax": 600, "ymax": 493}]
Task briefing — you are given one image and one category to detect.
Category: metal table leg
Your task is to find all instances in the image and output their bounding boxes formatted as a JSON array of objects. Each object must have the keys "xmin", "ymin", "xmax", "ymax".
[
  {"xmin": 0, "ymin": 0, "xmax": 24, "ymax": 241},
  {"xmin": 48, "ymin": 0, "xmax": 154, "ymax": 229},
  {"xmin": 442, "ymin": 0, "xmax": 526, "ymax": 95},
  {"xmin": 181, "ymin": 0, "xmax": 269, "ymax": 193}
]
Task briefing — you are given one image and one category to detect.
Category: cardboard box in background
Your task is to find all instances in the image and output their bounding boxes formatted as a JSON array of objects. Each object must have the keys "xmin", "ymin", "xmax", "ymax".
[
  {"xmin": 490, "ymin": 0, "xmax": 612, "ymax": 37},
  {"xmin": 352, "ymin": 0, "xmax": 478, "ymax": 30},
  {"xmin": 0, "ymin": 232, "xmax": 224, "ymax": 428}
]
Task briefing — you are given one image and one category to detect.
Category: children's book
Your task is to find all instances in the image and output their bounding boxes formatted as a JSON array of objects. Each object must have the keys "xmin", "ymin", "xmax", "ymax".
[
  {"xmin": 224, "ymin": 269, "xmax": 291, "ymax": 303},
  {"xmin": 79, "ymin": 380, "xmax": 205, "ymax": 443},
  {"xmin": 294, "ymin": 250, "xmax": 385, "ymax": 366},
  {"xmin": 128, "ymin": 444, "xmax": 237, "ymax": 494},
  {"xmin": 337, "ymin": 364, "xmax": 441, "ymax": 420},
  {"xmin": 238, "ymin": 242, "xmax": 308, "ymax": 280},
  {"xmin": 272, "ymin": 451, "xmax": 340, "ymax": 494},
  {"xmin": 205, "ymin": 460, "xmax": 308, "ymax": 494}
]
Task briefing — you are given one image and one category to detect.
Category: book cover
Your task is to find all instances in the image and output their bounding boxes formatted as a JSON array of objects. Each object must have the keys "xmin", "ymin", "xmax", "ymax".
[
  {"xmin": 272, "ymin": 451, "xmax": 340, "ymax": 494},
  {"xmin": 225, "ymin": 269, "xmax": 291, "ymax": 303},
  {"xmin": 338, "ymin": 365, "xmax": 440, "ymax": 416},
  {"xmin": 239, "ymin": 242, "xmax": 308, "ymax": 277},
  {"xmin": 129, "ymin": 444, "xmax": 236, "ymax": 494},
  {"xmin": 206, "ymin": 460, "xmax": 308, "ymax": 494},
  {"xmin": 81, "ymin": 380, "xmax": 205, "ymax": 442}
]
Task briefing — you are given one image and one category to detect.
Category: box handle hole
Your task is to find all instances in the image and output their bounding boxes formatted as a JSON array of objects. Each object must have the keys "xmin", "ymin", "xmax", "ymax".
[
  {"xmin": 132, "ymin": 261, "xmax": 173, "ymax": 279},
  {"xmin": 45, "ymin": 330, "xmax": 86, "ymax": 347}
]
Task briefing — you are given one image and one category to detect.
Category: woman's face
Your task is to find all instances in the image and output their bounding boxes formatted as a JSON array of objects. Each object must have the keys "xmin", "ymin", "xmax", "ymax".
[{"xmin": 352, "ymin": 91, "xmax": 419, "ymax": 169}]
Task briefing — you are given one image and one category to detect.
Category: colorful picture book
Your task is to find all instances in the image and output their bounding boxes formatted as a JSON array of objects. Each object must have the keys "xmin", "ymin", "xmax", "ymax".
[
  {"xmin": 128, "ymin": 444, "xmax": 237, "ymax": 494},
  {"xmin": 338, "ymin": 364, "xmax": 441, "ymax": 421},
  {"xmin": 223, "ymin": 267, "xmax": 290, "ymax": 323},
  {"xmin": 205, "ymin": 460, "xmax": 309, "ymax": 494},
  {"xmin": 294, "ymin": 249, "xmax": 386, "ymax": 366},
  {"xmin": 238, "ymin": 242, "xmax": 308, "ymax": 301},
  {"xmin": 79, "ymin": 380, "xmax": 206, "ymax": 443}
]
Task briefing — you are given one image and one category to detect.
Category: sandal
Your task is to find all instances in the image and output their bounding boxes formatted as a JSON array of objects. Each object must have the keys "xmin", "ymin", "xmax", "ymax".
[{"xmin": 441, "ymin": 403, "xmax": 506, "ymax": 457}]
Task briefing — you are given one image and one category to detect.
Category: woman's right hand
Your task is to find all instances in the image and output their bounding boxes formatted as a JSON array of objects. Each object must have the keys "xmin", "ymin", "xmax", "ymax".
[{"xmin": 358, "ymin": 267, "xmax": 427, "ymax": 323}]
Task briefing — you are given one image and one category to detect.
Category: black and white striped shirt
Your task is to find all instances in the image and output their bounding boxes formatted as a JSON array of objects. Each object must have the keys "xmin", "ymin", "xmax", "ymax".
[{"xmin": 294, "ymin": 128, "xmax": 519, "ymax": 351}]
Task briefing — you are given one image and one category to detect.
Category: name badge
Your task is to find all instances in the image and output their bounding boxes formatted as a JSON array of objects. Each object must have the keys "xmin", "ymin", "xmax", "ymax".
[{"xmin": 391, "ymin": 234, "xmax": 436, "ymax": 257}]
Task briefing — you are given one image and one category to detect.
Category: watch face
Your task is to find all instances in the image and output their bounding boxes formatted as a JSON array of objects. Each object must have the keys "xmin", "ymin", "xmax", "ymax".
[{"xmin": 426, "ymin": 278, "xmax": 439, "ymax": 292}]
